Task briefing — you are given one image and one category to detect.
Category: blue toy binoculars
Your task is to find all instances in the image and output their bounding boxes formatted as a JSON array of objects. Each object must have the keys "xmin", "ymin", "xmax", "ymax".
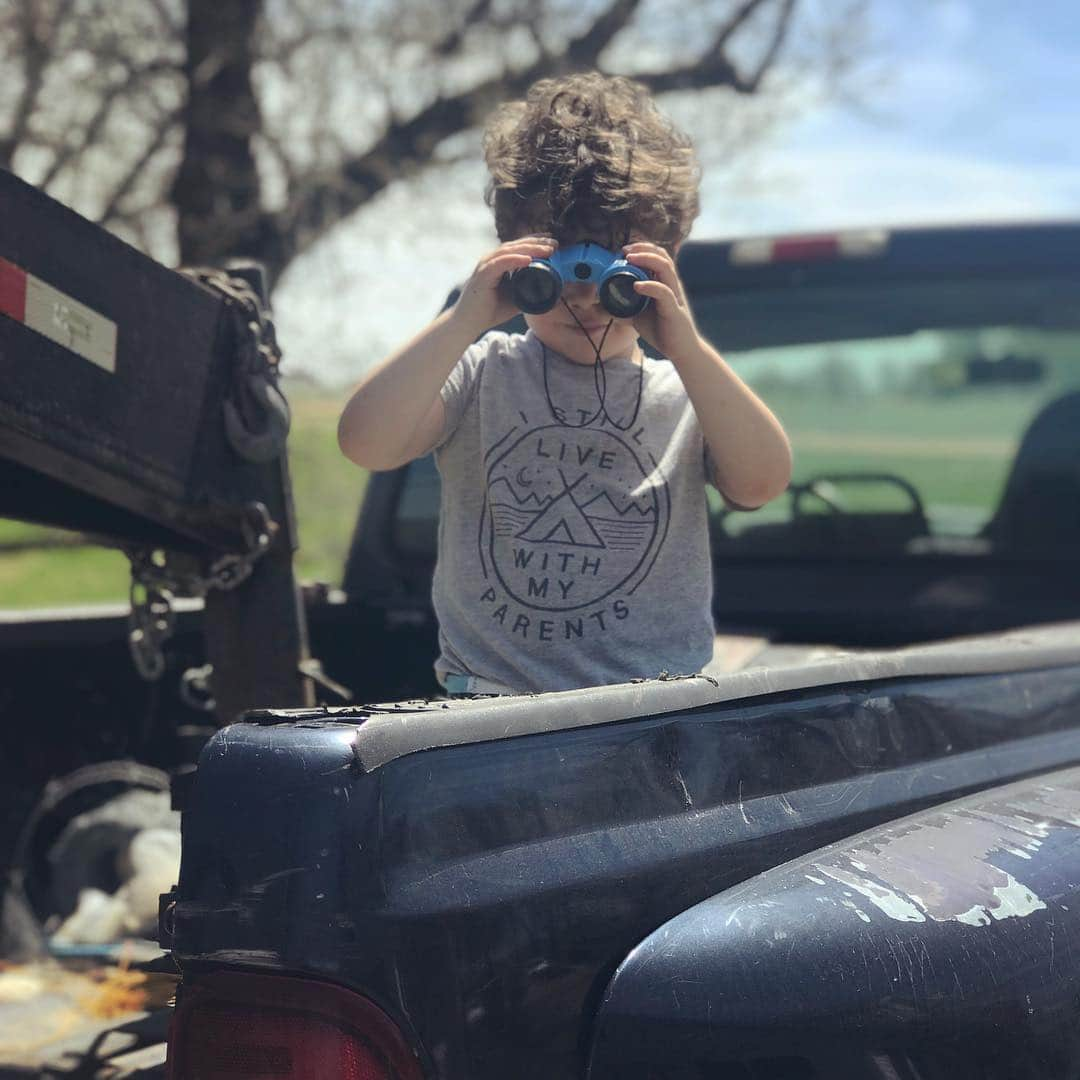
[{"xmin": 510, "ymin": 242, "xmax": 650, "ymax": 319}]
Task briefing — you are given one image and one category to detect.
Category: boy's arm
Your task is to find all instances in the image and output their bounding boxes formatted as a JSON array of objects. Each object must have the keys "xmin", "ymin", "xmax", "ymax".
[
  {"xmin": 625, "ymin": 242, "xmax": 792, "ymax": 510},
  {"xmin": 337, "ymin": 307, "xmax": 473, "ymax": 471},
  {"xmin": 338, "ymin": 236, "xmax": 555, "ymax": 472},
  {"xmin": 672, "ymin": 341, "xmax": 792, "ymax": 510}
]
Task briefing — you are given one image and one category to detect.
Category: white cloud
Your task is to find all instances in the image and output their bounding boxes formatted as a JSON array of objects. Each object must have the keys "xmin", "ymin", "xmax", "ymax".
[
  {"xmin": 875, "ymin": 55, "xmax": 986, "ymax": 121},
  {"xmin": 697, "ymin": 135, "xmax": 1080, "ymax": 239}
]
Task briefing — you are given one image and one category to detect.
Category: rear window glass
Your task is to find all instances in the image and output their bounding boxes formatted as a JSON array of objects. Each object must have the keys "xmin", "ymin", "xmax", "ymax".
[{"xmin": 696, "ymin": 274, "xmax": 1080, "ymax": 561}]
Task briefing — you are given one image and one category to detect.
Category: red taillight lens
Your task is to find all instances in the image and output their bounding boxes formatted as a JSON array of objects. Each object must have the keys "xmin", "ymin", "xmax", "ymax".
[{"xmin": 167, "ymin": 972, "xmax": 424, "ymax": 1080}]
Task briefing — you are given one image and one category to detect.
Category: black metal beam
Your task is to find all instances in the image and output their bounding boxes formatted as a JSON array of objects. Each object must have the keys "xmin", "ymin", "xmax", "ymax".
[
  {"xmin": 0, "ymin": 168, "xmax": 314, "ymax": 737},
  {"xmin": 0, "ymin": 168, "xmax": 251, "ymax": 551}
]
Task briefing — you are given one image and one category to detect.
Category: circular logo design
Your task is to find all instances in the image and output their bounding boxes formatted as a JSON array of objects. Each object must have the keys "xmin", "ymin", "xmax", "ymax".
[{"xmin": 481, "ymin": 425, "xmax": 667, "ymax": 612}]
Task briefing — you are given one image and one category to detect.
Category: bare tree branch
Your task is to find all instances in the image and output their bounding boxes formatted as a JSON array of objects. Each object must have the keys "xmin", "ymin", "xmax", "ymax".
[
  {"xmin": 255, "ymin": 128, "xmax": 301, "ymax": 200},
  {"xmin": 259, "ymin": 0, "xmax": 806, "ymax": 277},
  {"xmin": 564, "ymin": 0, "xmax": 640, "ymax": 67},
  {"xmin": 744, "ymin": 0, "xmax": 798, "ymax": 91},
  {"xmin": 104, "ymin": 206, "xmax": 154, "ymax": 251},
  {"xmin": 263, "ymin": 0, "xmax": 645, "ymax": 274},
  {"xmin": 0, "ymin": 0, "xmax": 76, "ymax": 168},
  {"xmin": 0, "ymin": 0, "xmax": 875, "ymax": 282},
  {"xmin": 262, "ymin": 21, "xmax": 364, "ymax": 67},
  {"xmin": 431, "ymin": 0, "xmax": 495, "ymax": 57},
  {"xmin": 146, "ymin": 0, "xmax": 184, "ymax": 37},
  {"xmin": 37, "ymin": 59, "xmax": 180, "ymax": 189},
  {"xmin": 629, "ymin": 0, "xmax": 800, "ymax": 95},
  {"xmin": 713, "ymin": 0, "xmax": 775, "ymax": 56},
  {"xmin": 99, "ymin": 112, "xmax": 182, "ymax": 226}
]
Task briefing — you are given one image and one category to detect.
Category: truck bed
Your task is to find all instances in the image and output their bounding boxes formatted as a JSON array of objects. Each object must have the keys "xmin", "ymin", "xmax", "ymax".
[{"xmin": 171, "ymin": 620, "xmax": 1080, "ymax": 1078}]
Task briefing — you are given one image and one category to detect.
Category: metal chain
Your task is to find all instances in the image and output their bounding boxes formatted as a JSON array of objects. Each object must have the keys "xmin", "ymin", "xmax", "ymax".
[
  {"xmin": 181, "ymin": 266, "xmax": 282, "ymax": 380},
  {"xmin": 125, "ymin": 502, "xmax": 276, "ymax": 682},
  {"xmin": 182, "ymin": 266, "xmax": 290, "ymax": 464},
  {"xmin": 126, "ymin": 267, "xmax": 284, "ymax": 682},
  {"xmin": 127, "ymin": 581, "xmax": 176, "ymax": 682}
]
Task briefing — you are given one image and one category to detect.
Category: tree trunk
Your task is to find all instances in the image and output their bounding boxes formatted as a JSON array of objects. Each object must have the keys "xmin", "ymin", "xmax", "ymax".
[{"xmin": 171, "ymin": 0, "xmax": 266, "ymax": 268}]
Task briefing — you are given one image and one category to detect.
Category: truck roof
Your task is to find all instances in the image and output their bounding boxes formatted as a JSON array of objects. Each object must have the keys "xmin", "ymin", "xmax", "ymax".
[{"xmin": 679, "ymin": 220, "xmax": 1080, "ymax": 290}]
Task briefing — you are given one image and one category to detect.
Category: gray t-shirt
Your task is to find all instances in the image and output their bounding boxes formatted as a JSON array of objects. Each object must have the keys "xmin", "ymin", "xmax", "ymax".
[{"xmin": 432, "ymin": 329, "xmax": 715, "ymax": 694}]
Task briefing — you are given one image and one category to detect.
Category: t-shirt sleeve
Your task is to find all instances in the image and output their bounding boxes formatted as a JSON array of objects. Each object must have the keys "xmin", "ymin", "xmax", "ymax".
[{"xmin": 433, "ymin": 336, "xmax": 490, "ymax": 450}]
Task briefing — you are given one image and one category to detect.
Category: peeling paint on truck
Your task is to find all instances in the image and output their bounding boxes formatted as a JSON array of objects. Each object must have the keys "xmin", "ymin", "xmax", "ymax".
[{"xmin": 805, "ymin": 787, "xmax": 1080, "ymax": 925}]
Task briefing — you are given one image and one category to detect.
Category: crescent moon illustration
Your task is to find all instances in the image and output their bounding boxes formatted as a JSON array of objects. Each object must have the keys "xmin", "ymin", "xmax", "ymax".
[{"xmin": 515, "ymin": 466, "xmax": 533, "ymax": 487}]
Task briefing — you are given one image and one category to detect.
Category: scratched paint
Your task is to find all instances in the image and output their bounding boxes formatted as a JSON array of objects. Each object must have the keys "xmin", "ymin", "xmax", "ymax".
[
  {"xmin": 840, "ymin": 899, "xmax": 872, "ymax": 923},
  {"xmin": 809, "ymin": 784, "xmax": 1080, "ymax": 926}
]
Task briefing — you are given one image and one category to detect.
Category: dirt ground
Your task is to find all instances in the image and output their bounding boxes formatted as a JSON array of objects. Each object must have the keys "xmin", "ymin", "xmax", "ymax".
[{"xmin": 0, "ymin": 953, "xmax": 174, "ymax": 1078}]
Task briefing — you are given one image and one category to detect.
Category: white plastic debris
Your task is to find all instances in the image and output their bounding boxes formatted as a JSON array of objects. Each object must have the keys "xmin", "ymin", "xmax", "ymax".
[
  {"xmin": 51, "ymin": 822, "xmax": 181, "ymax": 945},
  {"xmin": 116, "ymin": 827, "xmax": 181, "ymax": 936},
  {"xmin": 52, "ymin": 888, "xmax": 128, "ymax": 946}
]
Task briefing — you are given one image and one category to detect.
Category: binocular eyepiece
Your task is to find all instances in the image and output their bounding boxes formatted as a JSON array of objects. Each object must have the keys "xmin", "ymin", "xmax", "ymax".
[{"xmin": 510, "ymin": 242, "xmax": 650, "ymax": 319}]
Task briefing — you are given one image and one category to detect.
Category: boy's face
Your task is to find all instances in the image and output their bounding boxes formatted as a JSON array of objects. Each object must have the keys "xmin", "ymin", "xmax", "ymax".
[{"xmin": 516, "ymin": 230, "xmax": 649, "ymax": 365}]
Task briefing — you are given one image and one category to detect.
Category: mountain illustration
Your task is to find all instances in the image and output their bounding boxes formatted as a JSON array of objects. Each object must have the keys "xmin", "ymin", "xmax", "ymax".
[
  {"xmin": 488, "ymin": 476, "xmax": 552, "ymax": 509},
  {"xmin": 580, "ymin": 491, "xmax": 657, "ymax": 517},
  {"xmin": 515, "ymin": 488, "xmax": 605, "ymax": 548}
]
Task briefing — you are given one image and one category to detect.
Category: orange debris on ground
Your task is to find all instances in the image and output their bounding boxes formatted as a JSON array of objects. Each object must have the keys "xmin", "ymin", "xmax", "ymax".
[{"xmin": 80, "ymin": 964, "xmax": 149, "ymax": 1020}]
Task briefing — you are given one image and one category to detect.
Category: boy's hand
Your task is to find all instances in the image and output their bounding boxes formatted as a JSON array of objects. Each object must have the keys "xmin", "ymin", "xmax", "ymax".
[
  {"xmin": 451, "ymin": 236, "xmax": 556, "ymax": 335},
  {"xmin": 623, "ymin": 242, "xmax": 703, "ymax": 363}
]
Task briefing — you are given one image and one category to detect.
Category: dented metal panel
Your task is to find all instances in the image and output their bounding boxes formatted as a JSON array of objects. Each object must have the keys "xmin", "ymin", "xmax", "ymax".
[{"xmin": 588, "ymin": 764, "xmax": 1080, "ymax": 1079}]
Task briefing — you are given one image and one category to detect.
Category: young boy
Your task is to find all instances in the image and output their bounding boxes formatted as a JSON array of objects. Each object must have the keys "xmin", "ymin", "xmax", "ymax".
[{"xmin": 338, "ymin": 72, "xmax": 791, "ymax": 695}]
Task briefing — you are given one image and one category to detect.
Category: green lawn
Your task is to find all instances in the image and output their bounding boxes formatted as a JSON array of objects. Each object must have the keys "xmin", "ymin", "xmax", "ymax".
[
  {"xmin": 0, "ymin": 390, "xmax": 367, "ymax": 609},
  {"xmin": 766, "ymin": 389, "xmax": 1024, "ymax": 515}
]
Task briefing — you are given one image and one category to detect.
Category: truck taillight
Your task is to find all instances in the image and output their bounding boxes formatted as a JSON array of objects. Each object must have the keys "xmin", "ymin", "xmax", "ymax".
[{"xmin": 167, "ymin": 972, "xmax": 424, "ymax": 1079}]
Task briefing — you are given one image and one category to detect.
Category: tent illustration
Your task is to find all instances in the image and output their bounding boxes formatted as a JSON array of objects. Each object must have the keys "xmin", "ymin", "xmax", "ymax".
[{"xmin": 515, "ymin": 471, "xmax": 605, "ymax": 548}]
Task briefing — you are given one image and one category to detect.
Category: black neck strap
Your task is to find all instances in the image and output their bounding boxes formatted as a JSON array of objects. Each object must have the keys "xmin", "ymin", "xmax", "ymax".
[{"xmin": 541, "ymin": 299, "xmax": 644, "ymax": 431}]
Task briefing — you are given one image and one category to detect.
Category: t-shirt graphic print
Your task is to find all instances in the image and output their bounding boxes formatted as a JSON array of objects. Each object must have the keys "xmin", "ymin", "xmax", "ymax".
[
  {"xmin": 483, "ymin": 423, "xmax": 667, "ymax": 622},
  {"xmin": 433, "ymin": 330, "xmax": 714, "ymax": 694}
]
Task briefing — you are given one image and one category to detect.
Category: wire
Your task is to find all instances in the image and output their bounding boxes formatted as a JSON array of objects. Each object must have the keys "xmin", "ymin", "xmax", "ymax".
[{"xmin": 541, "ymin": 297, "xmax": 645, "ymax": 431}]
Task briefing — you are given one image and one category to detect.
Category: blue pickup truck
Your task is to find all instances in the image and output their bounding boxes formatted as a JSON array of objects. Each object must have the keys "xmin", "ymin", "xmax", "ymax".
[{"xmin": 163, "ymin": 221, "xmax": 1080, "ymax": 1079}]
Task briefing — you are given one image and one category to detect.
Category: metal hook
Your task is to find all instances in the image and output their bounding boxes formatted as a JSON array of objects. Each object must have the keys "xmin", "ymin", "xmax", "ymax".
[{"xmin": 223, "ymin": 372, "xmax": 291, "ymax": 464}]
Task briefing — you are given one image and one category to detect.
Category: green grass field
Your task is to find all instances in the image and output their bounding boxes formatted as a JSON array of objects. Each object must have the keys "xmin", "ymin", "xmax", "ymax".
[
  {"xmin": 0, "ymin": 390, "xmax": 367, "ymax": 608},
  {"xmin": 0, "ymin": 384, "xmax": 1043, "ymax": 609}
]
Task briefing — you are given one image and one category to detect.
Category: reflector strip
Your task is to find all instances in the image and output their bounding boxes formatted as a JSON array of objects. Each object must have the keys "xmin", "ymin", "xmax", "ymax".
[
  {"xmin": 772, "ymin": 236, "xmax": 840, "ymax": 262},
  {"xmin": 730, "ymin": 229, "xmax": 889, "ymax": 265},
  {"xmin": 0, "ymin": 256, "xmax": 26, "ymax": 323},
  {"xmin": 0, "ymin": 255, "xmax": 117, "ymax": 372}
]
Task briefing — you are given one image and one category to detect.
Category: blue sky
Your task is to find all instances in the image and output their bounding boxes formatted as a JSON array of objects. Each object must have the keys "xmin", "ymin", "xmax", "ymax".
[
  {"xmin": 275, "ymin": 0, "xmax": 1080, "ymax": 384},
  {"xmin": 699, "ymin": 0, "xmax": 1080, "ymax": 234}
]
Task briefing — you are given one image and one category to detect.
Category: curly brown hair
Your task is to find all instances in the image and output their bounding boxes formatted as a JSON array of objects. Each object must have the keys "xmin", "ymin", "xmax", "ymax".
[{"xmin": 482, "ymin": 72, "xmax": 700, "ymax": 251}]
